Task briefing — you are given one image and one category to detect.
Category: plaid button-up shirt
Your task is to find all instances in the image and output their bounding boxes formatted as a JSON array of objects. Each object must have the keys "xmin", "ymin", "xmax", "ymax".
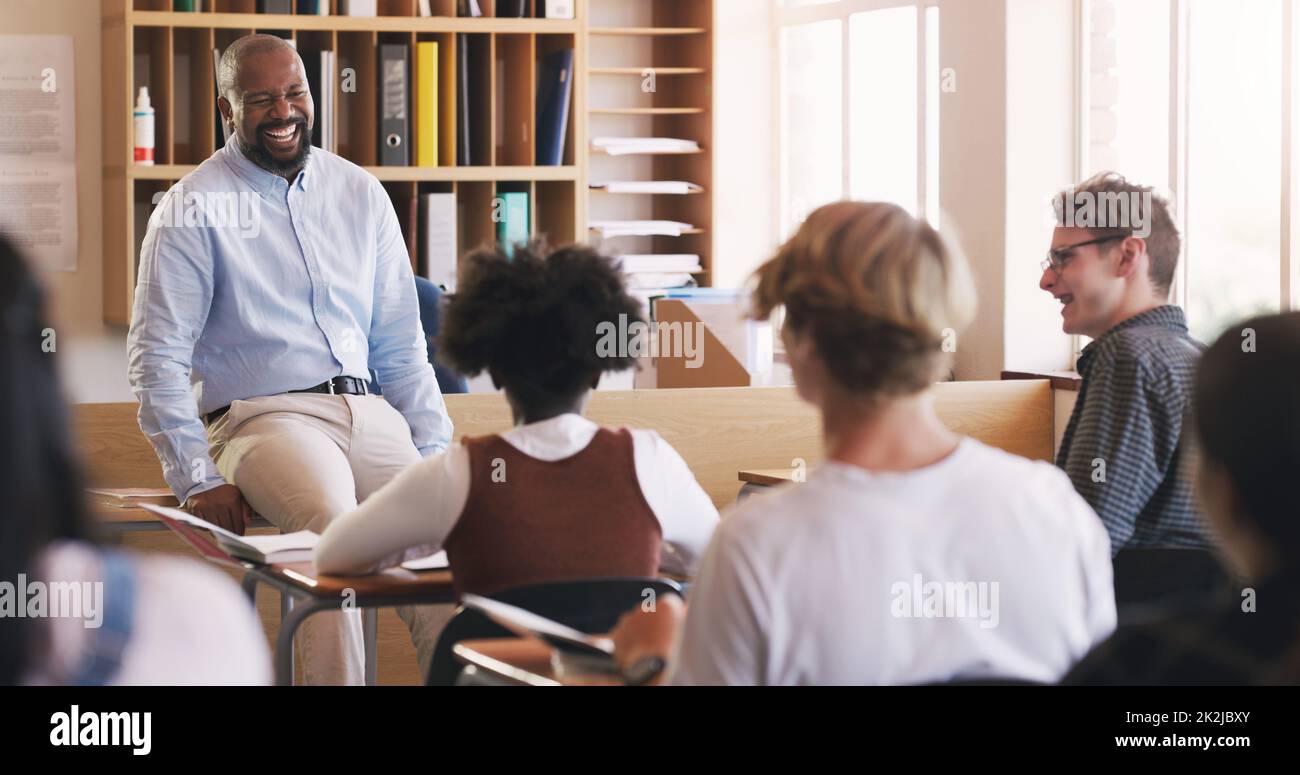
[{"xmin": 1057, "ymin": 305, "xmax": 1213, "ymax": 555}]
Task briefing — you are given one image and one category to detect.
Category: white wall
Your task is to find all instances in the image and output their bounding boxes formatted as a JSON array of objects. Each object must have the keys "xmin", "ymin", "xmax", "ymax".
[{"xmin": 1, "ymin": 0, "xmax": 136, "ymax": 404}]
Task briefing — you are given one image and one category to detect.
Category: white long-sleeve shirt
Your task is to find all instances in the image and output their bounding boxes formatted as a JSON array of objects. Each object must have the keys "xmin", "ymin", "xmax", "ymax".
[{"xmin": 316, "ymin": 414, "xmax": 720, "ymax": 576}]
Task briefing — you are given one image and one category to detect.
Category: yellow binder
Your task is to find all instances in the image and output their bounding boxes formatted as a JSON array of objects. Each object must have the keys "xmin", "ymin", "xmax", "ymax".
[{"xmin": 416, "ymin": 41, "xmax": 439, "ymax": 167}]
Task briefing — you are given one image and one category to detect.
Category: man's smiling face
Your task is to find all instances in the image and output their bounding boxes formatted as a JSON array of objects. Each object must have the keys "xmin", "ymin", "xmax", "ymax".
[{"xmin": 223, "ymin": 45, "xmax": 314, "ymax": 177}]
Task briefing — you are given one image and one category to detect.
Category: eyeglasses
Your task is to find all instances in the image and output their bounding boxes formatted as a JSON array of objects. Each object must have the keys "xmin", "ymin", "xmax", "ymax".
[{"xmin": 1040, "ymin": 235, "xmax": 1126, "ymax": 274}]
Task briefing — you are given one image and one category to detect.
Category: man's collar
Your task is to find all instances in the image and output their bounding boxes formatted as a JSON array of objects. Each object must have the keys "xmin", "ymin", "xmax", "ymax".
[
  {"xmin": 223, "ymin": 137, "xmax": 312, "ymax": 196},
  {"xmin": 1078, "ymin": 305, "xmax": 1188, "ymax": 373}
]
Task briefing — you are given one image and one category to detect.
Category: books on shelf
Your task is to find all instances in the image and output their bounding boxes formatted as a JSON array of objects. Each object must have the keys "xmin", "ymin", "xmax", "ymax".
[
  {"xmin": 379, "ymin": 44, "xmax": 411, "ymax": 166},
  {"xmin": 418, "ymin": 0, "xmax": 434, "ymax": 16},
  {"xmin": 341, "ymin": 0, "xmax": 378, "ymax": 16},
  {"xmin": 541, "ymin": 0, "xmax": 576, "ymax": 19},
  {"xmin": 459, "ymin": 0, "xmax": 484, "ymax": 17},
  {"xmin": 415, "ymin": 41, "xmax": 440, "ymax": 167},
  {"xmin": 497, "ymin": 191, "xmax": 529, "ymax": 257},
  {"xmin": 536, "ymin": 48, "xmax": 575, "ymax": 166},
  {"xmin": 421, "ymin": 192, "xmax": 457, "ymax": 291},
  {"xmin": 302, "ymin": 50, "xmax": 336, "ymax": 152},
  {"xmin": 142, "ymin": 504, "xmax": 319, "ymax": 565},
  {"xmin": 296, "ymin": 0, "xmax": 329, "ymax": 13},
  {"xmin": 256, "ymin": 0, "xmax": 291, "ymax": 12},
  {"xmin": 211, "ymin": 47, "xmax": 231, "ymax": 147},
  {"xmin": 497, "ymin": 0, "xmax": 527, "ymax": 17},
  {"xmin": 591, "ymin": 137, "xmax": 701, "ymax": 156},
  {"xmin": 591, "ymin": 180, "xmax": 702, "ymax": 195},
  {"xmin": 625, "ymin": 272, "xmax": 697, "ymax": 290},
  {"xmin": 590, "ymin": 220, "xmax": 694, "ymax": 238},
  {"xmin": 616, "ymin": 254, "xmax": 702, "ymax": 274}
]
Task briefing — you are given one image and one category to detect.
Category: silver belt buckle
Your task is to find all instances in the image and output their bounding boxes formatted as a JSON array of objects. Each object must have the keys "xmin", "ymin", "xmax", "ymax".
[{"xmin": 327, "ymin": 379, "xmax": 336, "ymax": 395}]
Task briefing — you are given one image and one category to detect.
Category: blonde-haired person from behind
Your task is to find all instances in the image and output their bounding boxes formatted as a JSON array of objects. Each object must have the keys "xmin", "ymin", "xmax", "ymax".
[{"xmin": 611, "ymin": 202, "xmax": 1117, "ymax": 685}]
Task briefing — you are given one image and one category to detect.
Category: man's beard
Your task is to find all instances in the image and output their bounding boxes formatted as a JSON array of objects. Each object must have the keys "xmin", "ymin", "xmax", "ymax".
[{"xmin": 239, "ymin": 117, "xmax": 312, "ymax": 176}]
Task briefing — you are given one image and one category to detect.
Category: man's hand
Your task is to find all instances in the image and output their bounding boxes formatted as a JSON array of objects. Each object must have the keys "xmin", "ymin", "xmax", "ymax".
[
  {"xmin": 184, "ymin": 483, "xmax": 254, "ymax": 536},
  {"xmin": 610, "ymin": 592, "xmax": 686, "ymax": 684}
]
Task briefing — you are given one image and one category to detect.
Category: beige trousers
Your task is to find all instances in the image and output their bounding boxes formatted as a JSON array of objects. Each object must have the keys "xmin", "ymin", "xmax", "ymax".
[{"xmin": 207, "ymin": 392, "xmax": 450, "ymax": 685}]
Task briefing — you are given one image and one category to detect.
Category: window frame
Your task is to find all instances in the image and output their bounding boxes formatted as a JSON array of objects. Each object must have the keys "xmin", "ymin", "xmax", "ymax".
[
  {"xmin": 1076, "ymin": 0, "xmax": 1298, "ymax": 362},
  {"xmin": 773, "ymin": 0, "xmax": 941, "ymax": 237}
]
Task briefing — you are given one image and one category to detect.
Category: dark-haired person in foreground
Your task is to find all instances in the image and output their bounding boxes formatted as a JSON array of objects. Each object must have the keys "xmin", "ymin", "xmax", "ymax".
[
  {"xmin": 127, "ymin": 34, "xmax": 452, "ymax": 684},
  {"xmin": 1066, "ymin": 312, "xmax": 1300, "ymax": 684},
  {"xmin": 315, "ymin": 242, "xmax": 720, "ymax": 673},
  {"xmin": 1041, "ymin": 173, "xmax": 1211, "ymax": 555},
  {"xmin": 0, "ymin": 235, "xmax": 269, "ymax": 685},
  {"xmin": 609, "ymin": 202, "xmax": 1115, "ymax": 685}
]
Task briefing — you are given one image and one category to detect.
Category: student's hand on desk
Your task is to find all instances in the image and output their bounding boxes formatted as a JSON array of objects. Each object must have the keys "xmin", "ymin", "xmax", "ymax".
[
  {"xmin": 185, "ymin": 484, "xmax": 254, "ymax": 536},
  {"xmin": 610, "ymin": 593, "xmax": 686, "ymax": 686}
]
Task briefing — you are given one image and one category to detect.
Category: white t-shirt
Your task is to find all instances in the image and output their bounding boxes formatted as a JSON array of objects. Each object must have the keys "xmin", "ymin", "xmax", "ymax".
[
  {"xmin": 668, "ymin": 438, "xmax": 1116, "ymax": 685},
  {"xmin": 25, "ymin": 541, "xmax": 271, "ymax": 685},
  {"xmin": 315, "ymin": 413, "xmax": 721, "ymax": 576}
]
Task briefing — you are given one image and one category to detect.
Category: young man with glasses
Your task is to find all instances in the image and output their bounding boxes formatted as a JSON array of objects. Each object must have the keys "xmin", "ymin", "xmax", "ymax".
[{"xmin": 1040, "ymin": 172, "xmax": 1212, "ymax": 557}]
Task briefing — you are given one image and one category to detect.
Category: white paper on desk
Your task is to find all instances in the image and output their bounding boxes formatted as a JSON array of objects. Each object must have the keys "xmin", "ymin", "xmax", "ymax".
[
  {"xmin": 0, "ymin": 35, "xmax": 78, "ymax": 272},
  {"xmin": 141, "ymin": 503, "xmax": 320, "ymax": 555},
  {"xmin": 401, "ymin": 551, "xmax": 449, "ymax": 571}
]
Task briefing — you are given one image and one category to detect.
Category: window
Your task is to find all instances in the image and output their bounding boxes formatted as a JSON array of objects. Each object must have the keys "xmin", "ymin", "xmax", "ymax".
[
  {"xmin": 776, "ymin": 0, "xmax": 940, "ymax": 238},
  {"xmin": 1082, "ymin": 0, "xmax": 1297, "ymax": 343}
]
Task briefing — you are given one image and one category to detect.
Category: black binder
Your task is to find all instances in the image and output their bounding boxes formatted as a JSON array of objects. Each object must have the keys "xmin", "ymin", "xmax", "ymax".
[
  {"xmin": 536, "ymin": 48, "xmax": 574, "ymax": 166},
  {"xmin": 379, "ymin": 43, "xmax": 410, "ymax": 166}
]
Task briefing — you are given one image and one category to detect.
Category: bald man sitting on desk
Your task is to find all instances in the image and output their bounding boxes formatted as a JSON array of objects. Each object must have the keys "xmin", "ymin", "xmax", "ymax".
[{"xmin": 127, "ymin": 34, "xmax": 453, "ymax": 685}]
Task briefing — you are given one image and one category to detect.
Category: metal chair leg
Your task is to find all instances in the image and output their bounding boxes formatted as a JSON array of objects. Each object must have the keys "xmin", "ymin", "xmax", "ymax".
[{"xmin": 364, "ymin": 608, "xmax": 378, "ymax": 686}]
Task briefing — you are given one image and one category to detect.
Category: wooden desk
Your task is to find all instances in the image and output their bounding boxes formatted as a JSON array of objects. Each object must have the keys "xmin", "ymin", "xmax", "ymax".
[
  {"xmin": 157, "ymin": 511, "xmax": 456, "ymax": 686},
  {"xmin": 241, "ymin": 561, "xmax": 456, "ymax": 686},
  {"xmin": 737, "ymin": 468, "xmax": 799, "ymax": 500},
  {"xmin": 88, "ymin": 490, "xmax": 274, "ymax": 533},
  {"xmin": 738, "ymin": 468, "xmax": 798, "ymax": 486}
]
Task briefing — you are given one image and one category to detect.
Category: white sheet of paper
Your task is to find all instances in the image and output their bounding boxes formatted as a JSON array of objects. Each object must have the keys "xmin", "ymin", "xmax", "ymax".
[
  {"xmin": 0, "ymin": 35, "xmax": 77, "ymax": 272},
  {"xmin": 401, "ymin": 551, "xmax": 449, "ymax": 571}
]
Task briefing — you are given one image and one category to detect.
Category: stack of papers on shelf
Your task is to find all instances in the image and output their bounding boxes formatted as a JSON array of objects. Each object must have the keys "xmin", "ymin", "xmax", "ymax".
[
  {"xmin": 590, "ymin": 220, "xmax": 694, "ymax": 238},
  {"xmin": 625, "ymin": 273, "xmax": 697, "ymax": 289},
  {"xmin": 590, "ymin": 181, "xmax": 703, "ymax": 195},
  {"xmin": 616, "ymin": 254, "xmax": 702, "ymax": 273},
  {"xmin": 591, "ymin": 137, "xmax": 701, "ymax": 155}
]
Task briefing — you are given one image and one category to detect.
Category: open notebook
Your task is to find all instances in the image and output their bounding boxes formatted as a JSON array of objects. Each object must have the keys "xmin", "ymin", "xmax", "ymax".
[{"xmin": 142, "ymin": 504, "xmax": 318, "ymax": 565}]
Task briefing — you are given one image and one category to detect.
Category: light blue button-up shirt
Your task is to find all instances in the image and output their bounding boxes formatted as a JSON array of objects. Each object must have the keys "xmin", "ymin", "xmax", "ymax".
[{"xmin": 127, "ymin": 140, "xmax": 453, "ymax": 502}]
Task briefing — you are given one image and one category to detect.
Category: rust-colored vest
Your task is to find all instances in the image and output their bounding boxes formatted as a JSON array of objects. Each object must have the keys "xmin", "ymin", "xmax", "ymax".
[{"xmin": 443, "ymin": 427, "xmax": 662, "ymax": 599}]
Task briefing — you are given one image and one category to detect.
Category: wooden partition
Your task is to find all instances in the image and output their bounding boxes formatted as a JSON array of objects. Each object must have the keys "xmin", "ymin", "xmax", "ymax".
[
  {"xmin": 73, "ymin": 380, "xmax": 1053, "ymax": 685},
  {"xmin": 75, "ymin": 380, "xmax": 1054, "ymax": 508}
]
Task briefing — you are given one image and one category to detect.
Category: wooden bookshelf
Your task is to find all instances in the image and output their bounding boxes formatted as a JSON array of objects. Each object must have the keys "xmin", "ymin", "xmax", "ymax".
[
  {"xmin": 100, "ymin": 0, "xmax": 589, "ymax": 325},
  {"xmin": 101, "ymin": 0, "xmax": 714, "ymax": 325},
  {"xmin": 583, "ymin": 0, "xmax": 714, "ymax": 287}
]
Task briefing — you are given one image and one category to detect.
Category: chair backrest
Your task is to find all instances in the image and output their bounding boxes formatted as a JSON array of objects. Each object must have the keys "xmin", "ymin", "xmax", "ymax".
[
  {"xmin": 426, "ymin": 577, "xmax": 683, "ymax": 686},
  {"xmin": 1113, "ymin": 547, "xmax": 1233, "ymax": 621}
]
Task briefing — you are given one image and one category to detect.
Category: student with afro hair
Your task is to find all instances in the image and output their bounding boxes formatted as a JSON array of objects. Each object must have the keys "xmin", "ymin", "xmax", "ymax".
[{"xmin": 315, "ymin": 242, "xmax": 719, "ymax": 668}]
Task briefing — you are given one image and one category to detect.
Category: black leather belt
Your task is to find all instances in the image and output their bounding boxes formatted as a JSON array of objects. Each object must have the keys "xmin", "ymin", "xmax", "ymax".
[{"xmin": 205, "ymin": 376, "xmax": 370, "ymax": 425}]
